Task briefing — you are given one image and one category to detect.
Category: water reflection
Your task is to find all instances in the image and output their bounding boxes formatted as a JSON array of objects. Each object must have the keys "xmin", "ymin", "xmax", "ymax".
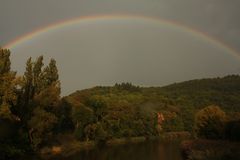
[{"xmin": 62, "ymin": 140, "xmax": 182, "ymax": 160}]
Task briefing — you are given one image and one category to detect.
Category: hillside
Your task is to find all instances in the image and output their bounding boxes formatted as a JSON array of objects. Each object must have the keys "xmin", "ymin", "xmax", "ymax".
[
  {"xmin": 1, "ymin": 50, "xmax": 240, "ymax": 159},
  {"xmin": 157, "ymin": 74, "xmax": 240, "ymax": 111},
  {"xmin": 65, "ymin": 75, "xmax": 240, "ymax": 134}
]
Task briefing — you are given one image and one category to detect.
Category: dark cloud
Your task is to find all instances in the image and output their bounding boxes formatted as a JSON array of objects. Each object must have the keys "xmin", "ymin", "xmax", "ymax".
[
  {"xmin": 1, "ymin": 0, "xmax": 240, "ymax": 95},
  {"xmin": 1, "ymin": 0, "xmax": 240, "ymax": 51}
]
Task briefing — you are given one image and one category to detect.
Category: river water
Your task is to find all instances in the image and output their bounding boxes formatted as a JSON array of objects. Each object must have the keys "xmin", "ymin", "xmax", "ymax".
[{"xmin": 60, "ymin": 140, "xmax": 183, "ymax": 160}]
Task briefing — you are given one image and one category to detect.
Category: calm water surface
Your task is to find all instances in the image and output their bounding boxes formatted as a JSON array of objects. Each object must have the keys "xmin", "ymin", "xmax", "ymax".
[{"xmin": 59, "ymin": 140, "xmax": 183, "ymax": 160}]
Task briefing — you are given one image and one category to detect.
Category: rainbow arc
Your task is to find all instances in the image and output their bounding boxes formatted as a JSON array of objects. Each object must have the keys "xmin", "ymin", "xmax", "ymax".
[{"xmin": 3, "ymin": 14, "xmax": 239, "ymax": 59}]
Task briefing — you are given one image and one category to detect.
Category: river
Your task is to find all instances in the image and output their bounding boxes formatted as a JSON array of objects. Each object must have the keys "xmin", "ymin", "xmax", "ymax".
[{"xmin": 55, "ymin": 140, "xmax": 183, "ymax": 160}]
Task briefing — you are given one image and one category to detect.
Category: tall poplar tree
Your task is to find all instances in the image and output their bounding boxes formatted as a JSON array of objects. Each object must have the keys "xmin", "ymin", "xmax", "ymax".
[
  {"xmin": 0, "ymin": 48, "xmax": 22, "ymax": 159},
  {"xmin": 0, "ymin": 48, "xmax": 17, "ymax": 120},
  {"xmin": 33, "ymin": 56, "xmax": 44, "ymax": 94},
  {"xmin": 27, "ymin": 58, "xmax": 61, "ymax": 148}
]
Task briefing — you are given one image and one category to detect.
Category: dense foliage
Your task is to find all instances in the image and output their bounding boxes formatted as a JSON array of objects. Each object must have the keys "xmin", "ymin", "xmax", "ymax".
[
  {"xmin": 194, "ymin": 105, "xmax": 226, "ymax": 139},
  {"xmin": 0, "ymin": 48, "xmax": 240, "ymax": 159},
  {"xmin": 0, "ymin": 48, "xmax": 61, "ymax": 159}
]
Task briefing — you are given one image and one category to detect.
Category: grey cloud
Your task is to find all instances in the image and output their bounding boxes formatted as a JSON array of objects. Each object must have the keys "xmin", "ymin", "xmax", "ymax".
[{"xmin": 1, "ymin": 0, "xmax": 240, "ymax": 95}]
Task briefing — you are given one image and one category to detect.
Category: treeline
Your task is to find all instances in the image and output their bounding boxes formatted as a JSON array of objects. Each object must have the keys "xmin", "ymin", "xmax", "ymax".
[
  {"xmin": 0, "ymin": 48, "xmax": 63, "ymax": 159},
  {"xmin": 64, "ymin": 84, "xmax": 159, "ymax": 142},
  {"xmin": 1, "ymin": 48, "xmax": 240, "ymax": 159},
  {"xmin": 67, "ymin": 77, "xmax": 240, "ymax": 141},
  {"xmin": 158, "ymin": 75, "xmax": 240, "ymax": 111},
  {"xmin": 0, "ymin": 49, "xmax": 160, "ymax": 159}
]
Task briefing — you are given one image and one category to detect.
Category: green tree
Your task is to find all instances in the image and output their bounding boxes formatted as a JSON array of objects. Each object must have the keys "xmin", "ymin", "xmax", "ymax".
[
  {"xmin": 162, "ymin": 111, "xmax": 184, "ymax": 132},
  {"xmin": 23, "ymin": 57, "xmax": 34, "ymax": 101},
  {"xmin": 72, "ymin": 104, "xmax": 94, "ymax": 127},
  {"xmin": 42, "ymin": 58, "xmax": 59, "ymax": 87},
  {"xmin": 194, "ymin": 105, "xmax": 226, "ymax": 139},
  {"xmin": 27, "ymin": 58, "xmax": 61, "ymax": 148},
  {"xmin": 21, "ymin": 57, "xmax": 60, "ymax": 111},
  {"xmin": 71, "ymin": 104, "xmax": 94, "ymax": 140},
  {"xmin": 88, "ymin": 95, "xmax": 107, "ymax": 121},
  {"xmin": 34, "ymin": 82, "xmax": 61, "ymax": 112},
  {"xmin": 84, "ymin": 122, "xmax": 107, "ymax": 143},
  {"xmin": 33, "ymin": 56, "xmax": 44, "ymax": 94},
  {"xmin": 0, "ymin": 48, "xmax": 11, "ymax": 74},
  {"xmin": 0, "ymin": 48, "xmax": 23, "ymax": 159},
  {"xmin": 6, "ymin": 56, "xmax": 62, "ymax": 150},
  {"xmin": 0, "ymin": 48, "xmax": 18, "ymax": 122},
  {"xmin": 54, "ymin": 98, "xmax": 74, "ymax": 132},
  {"xmin": 28, "ymin": 107, "xmax": 58, "ymax": 149}
]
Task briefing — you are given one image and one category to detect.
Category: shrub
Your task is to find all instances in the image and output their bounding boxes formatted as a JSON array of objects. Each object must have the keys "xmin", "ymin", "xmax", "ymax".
[{"xmin": 194, "ymin": 105, "xmax": 226, "ymax": 139}]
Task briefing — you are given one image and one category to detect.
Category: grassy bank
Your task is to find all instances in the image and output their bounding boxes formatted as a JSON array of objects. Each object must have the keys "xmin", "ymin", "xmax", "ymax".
[{"xmin": 161, "ymin": 131, "xmax": 192, "ymax": 141}]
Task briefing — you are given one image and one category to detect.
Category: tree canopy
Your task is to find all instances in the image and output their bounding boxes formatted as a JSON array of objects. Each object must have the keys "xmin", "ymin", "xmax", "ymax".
[{"xmin": 1, "ymin": 47, "xmax": 240, "ymax": 159}]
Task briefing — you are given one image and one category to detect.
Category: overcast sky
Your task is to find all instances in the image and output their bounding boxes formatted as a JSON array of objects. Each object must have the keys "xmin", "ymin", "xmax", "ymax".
[
  {"xmin": 1, "ymin": 0, "xmax": 240, "ymax": 95},
  {"xmin": 1, "ymin": 0, "xmax": 240, "ymax": 51}
]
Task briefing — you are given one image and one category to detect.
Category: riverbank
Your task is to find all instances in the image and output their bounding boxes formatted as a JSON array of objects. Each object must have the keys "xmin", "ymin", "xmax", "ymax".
[
  {"xmin": 39, "ymin": 135, "xmax": 147, "ymax": 159},
  {"xmin": 181, "ymin": 139, "xmax": 240, "ymax": 160},
  {"xmin": 161, "ymin": 131, "xmax": 191, "ymax": 141},
  {"xmin": 39, "ymin": 131, "xmax": 191, "ymax": 159}
]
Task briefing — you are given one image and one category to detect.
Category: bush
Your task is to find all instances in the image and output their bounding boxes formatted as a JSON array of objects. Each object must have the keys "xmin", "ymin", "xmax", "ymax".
[{"xmin": 194, "ymin": 105, "xmax": 226, "ymax": 139}]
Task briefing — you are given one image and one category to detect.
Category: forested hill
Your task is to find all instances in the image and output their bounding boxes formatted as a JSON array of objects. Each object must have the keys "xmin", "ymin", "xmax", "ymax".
[
  {"xmin": 68, "ymin": 75, "xmax": 240, "ymax": 112},
  {"xmin": 161, "ymin": 75, "xmax": 240, "ymax": 94},
  {"xmin": 158, "ymin": 75, "xmax": 240, "ymax": 111},
  {"xmin": 1, "ymin": 49, "xmax": 239, "ymax": 159},
  {"xmin": 64, "ymin": 75, "xmax": 240, "ymax": 135}
]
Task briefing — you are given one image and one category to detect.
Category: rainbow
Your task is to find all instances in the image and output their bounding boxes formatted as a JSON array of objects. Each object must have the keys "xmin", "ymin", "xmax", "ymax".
[{"xmin": 3, "ymin": 14, "xmax": 240, "ymax": 59}]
